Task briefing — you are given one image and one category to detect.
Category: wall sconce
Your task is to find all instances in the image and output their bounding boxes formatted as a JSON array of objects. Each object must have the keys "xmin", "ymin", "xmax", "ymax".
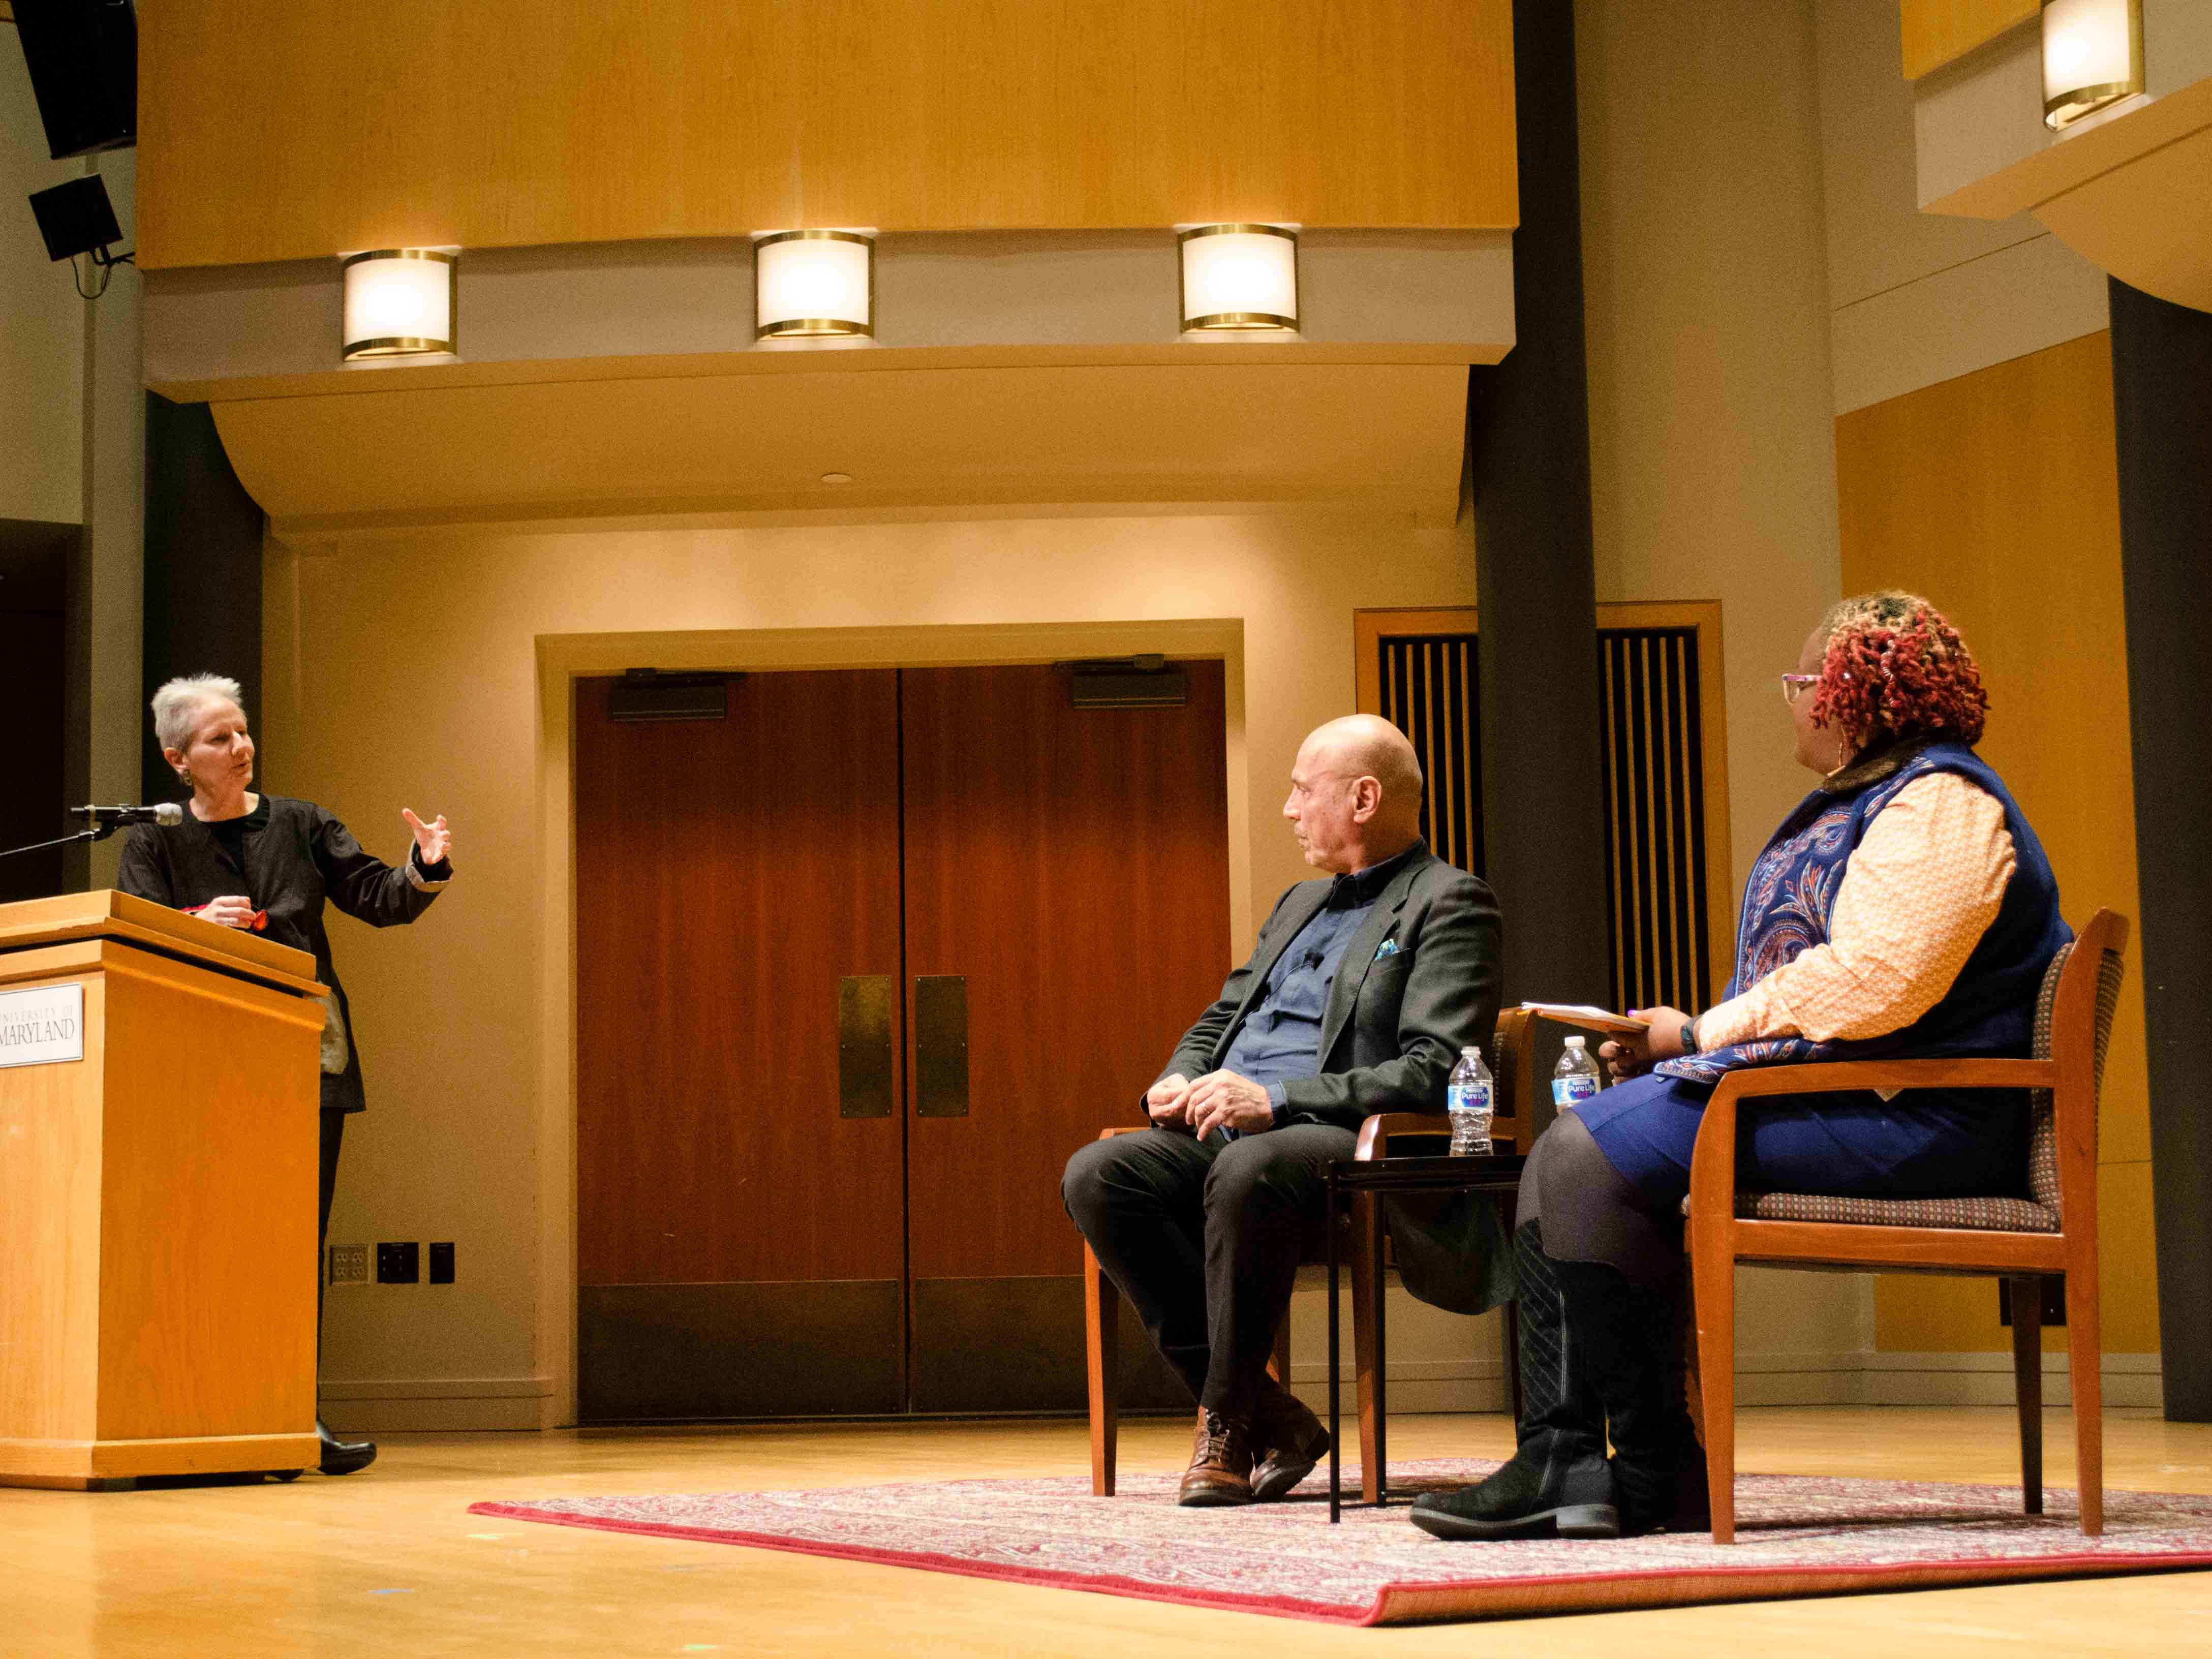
[
  {"xmin": 1178, "ymin": 224, "xmax": 1299, "ymax": 333},
  {"xmin": 2043, "ymin": 0, "xmax": 2144, "ymax": 131},
  {"xmin": 753, "ymin": 230, "xmax": 874, "ymax": 340},
  {"xmin": 341, "ymin": 249, "xmax": 458, "ymax": 360}
]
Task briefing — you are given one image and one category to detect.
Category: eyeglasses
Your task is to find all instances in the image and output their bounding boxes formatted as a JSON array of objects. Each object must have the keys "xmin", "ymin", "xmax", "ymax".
[{"xmin": 1780, "ymin": 673, "xmax": 1820, "ymax": 705}]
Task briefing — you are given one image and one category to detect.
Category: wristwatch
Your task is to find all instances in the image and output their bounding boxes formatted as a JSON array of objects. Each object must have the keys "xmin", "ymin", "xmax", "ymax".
[{"xmin": 1679, "ymin": 1018, "xmax": 1700, "ymax": 1056}]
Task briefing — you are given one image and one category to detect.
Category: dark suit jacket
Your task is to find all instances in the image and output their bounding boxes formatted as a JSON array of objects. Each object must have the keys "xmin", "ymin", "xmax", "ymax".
[
  {"xmin": 1153, "ymin": 842, "xmax": 1503, "ymax": 1133},
  {"xmin": 117, "ymin": 796, "xmax": 447, "ymax": 1116}
]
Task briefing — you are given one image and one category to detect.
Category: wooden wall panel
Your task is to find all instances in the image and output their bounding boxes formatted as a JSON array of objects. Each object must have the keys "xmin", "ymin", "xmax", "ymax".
[
  {"xmin": 1899, "ymin": 0, "xmax": 2039, "ymax": 79},
  {"xmin": 572, "ymin": 670, "xmax": 908, "ymax": 1288},
  {"xmin": 1836, "ymin": 329, "xmax": 2158, "ymax": 1358},
  {"xmin": 137, "ymin": 0, "xmax": 1517, "ymax": 270},
  {"xmin": 899, "ymin": 661, "xmax": 1232, "ymax": 1283}
]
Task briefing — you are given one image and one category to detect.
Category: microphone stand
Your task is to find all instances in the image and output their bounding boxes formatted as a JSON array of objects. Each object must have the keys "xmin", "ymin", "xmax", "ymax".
[{"xmin": 0, "ymin": 824, "xmax": 119, "ymax": 863}]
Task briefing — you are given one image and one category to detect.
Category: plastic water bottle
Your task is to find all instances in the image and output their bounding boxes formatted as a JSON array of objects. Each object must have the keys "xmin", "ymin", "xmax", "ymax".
[
  {"xmin": 1553, "ymin": 1035, "xmax": 1601, "ymax": 1111},
  {"xmin": 1447, "ymin": 1046, "xmax": 1494, "ymax": 1155}
]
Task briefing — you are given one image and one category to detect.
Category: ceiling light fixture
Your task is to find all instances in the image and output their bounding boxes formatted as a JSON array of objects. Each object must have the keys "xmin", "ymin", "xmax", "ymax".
[
  {"xmin": 341, "ymin": 248, "xmax": 458, "ymax": 360},
  {"xmin": 1177, "ymin": 224, "xmax": 1299, "ymax": 333},
  {"xmin": 754, "ymin": 230, "xmax": 874, "ymax": 340},
  {"xmin": 2042, "ymin": 0, "xmax": 2144, "ymax": 131}
]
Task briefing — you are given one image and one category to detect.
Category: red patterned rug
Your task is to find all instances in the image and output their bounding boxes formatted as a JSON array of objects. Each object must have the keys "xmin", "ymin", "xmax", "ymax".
[{"xmin": 470, "ymin": 1461, "xmax": 2212, "ymax": 1626}]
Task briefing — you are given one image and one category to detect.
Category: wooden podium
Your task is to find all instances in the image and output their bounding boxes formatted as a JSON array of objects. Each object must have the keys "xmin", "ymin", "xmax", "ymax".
[{"xmin": 0, "ymin": 892, "xmax": 327, "ymax": 1489}]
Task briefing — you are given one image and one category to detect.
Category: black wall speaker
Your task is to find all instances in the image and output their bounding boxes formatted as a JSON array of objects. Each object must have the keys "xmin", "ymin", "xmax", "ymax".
[
  {"xmin": 12, "ymin": 0, "xmax": 137, "ymax": 161},
  {"xmin": 27, "ymin": 173, "xmax": 120, "ymax": 261}
]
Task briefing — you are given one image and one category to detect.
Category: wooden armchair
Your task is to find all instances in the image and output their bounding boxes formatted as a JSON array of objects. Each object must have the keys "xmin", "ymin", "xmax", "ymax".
[
  {"xmin": 1687, "ymin": 909, "xmax": 2129, "ymax": 1542},
  {"xmin": 1083, "ymin": 1007, "xmax": 1539, "ymax": 1500}
]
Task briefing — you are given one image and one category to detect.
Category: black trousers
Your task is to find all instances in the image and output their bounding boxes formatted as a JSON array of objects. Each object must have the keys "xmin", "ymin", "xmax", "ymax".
[
  {"xmin": 317, "ymin": 1107, "xmax": 346, "ymax": 1360},
  {"xmin": 1061, "ymin": 1122, "xmax": 1354, "ymax": 1420}
]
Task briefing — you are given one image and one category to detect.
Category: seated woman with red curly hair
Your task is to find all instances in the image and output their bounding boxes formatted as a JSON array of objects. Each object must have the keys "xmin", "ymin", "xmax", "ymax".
[{"xmin": 1412, "ymin": 592, "xmax": 2070, "ymax": 1545}]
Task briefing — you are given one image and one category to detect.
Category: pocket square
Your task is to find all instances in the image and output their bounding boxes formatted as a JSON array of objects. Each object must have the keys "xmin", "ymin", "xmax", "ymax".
[{"xmin": 1374, "ymin": 939, "xmax": 1400, "ymax": 960}]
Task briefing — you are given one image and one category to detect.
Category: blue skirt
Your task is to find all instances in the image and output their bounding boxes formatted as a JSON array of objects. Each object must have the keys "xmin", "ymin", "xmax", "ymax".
[{"xmin": 1576, "ymin": 1070, "xmax": 2033, "ymax": 1213}]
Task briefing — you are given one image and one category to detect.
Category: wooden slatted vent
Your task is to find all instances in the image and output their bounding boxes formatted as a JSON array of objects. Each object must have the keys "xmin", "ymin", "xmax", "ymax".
[
  {"xmin": 1375, "ymin": 634, "xmax": 1484, "ymax": 878},
  {"xmin": 1596, "ymin": 628, "xmax": 1713, "ymax": 1015},
  {"xmin": 1376, "ymin": 625, "xmax": 1713, "ymax": 1013}
]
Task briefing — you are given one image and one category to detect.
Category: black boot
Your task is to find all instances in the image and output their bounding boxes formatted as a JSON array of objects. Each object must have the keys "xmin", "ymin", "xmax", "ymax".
[
  {"xmin": 316, "ymin": 1418, "xmax": 377, "ymax": 1477},
  {"xmin": 1410, "ymin": 1224, "xmax": 1618, "ymax": 1540},
  {"xmin": 1554, "ymin": 1258, "xmax": 1707, "ymax": 1536}
]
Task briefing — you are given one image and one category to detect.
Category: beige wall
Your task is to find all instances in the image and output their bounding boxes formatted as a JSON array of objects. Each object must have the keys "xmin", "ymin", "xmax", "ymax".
[
  {"xmin": 0, "ymin": 46, "xmax": 82, "ymax": 526},
  {"xmin": 1819, "ymin": 0, "xmax": 2107, "ymax": 417},
  {"xmin": 2, "ymin": 57, "xmax": 141, "ymax": 891},
  {"xmin": 269, "ymin": 509, "xmax": 1492, "ymax": 1428},
  {"xmin": 1576, "ymin": 0, "xmax": 1870, "ymax": 1387}
]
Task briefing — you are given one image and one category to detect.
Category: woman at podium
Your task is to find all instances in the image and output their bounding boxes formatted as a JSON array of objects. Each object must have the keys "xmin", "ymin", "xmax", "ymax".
[{"xmin": 117, "ymin": 673, "xmax": 455, "ymax": 1479}]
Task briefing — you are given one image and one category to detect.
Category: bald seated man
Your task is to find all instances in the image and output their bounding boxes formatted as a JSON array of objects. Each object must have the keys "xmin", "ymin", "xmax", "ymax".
[{"xmin": 1062, "ymin": 715, "xmax": 1502, "ymax": 1507}]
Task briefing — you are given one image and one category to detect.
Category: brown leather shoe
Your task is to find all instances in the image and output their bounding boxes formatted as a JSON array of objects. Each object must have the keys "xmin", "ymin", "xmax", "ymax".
[
  {"xmin": 1250, "ymin": 1381, "xmax": 1331, "ymax": 1502},
  {"xmin": 1177, "ymin": 1408, "xmax": 1255, "ymax": 1507}
]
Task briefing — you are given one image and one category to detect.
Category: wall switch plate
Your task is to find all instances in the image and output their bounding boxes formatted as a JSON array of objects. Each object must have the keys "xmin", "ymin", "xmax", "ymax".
[
  {"xmin": 376, "ymin": 1241, "xmax": 420, "ymax": 1284},
  {"xmin": 328, "ymin": 1244, "xmax": 369, "ymax": 1286},
  {"xmin": 427, "ymin": 1241, "xmax": 455, "ymax": 1284}
]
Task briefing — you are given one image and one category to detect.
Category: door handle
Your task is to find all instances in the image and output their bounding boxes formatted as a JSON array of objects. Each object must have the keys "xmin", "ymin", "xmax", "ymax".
[
  {"xmin": 913, "ymin": 975, "xmax": 969, "ymax": 1118},
  {"xmin": 837, "ymin": 975, "xmax": 895, "ymax": 1119}
]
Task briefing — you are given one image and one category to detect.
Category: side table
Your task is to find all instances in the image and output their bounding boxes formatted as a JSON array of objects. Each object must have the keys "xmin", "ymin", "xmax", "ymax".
[{"xmin": 1325, "ymin": 1151, "xmax": 1527, "ymax": 1522}]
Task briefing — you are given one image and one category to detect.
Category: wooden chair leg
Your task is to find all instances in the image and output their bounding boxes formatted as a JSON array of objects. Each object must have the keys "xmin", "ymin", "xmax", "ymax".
[
  {"xmin": 1084, "ymin": 1243, "xmax": 1119, "ymax": 1497},
  {"xmin": 1350, "ymin": 1192, "xmax": 1384, "ymax": 1504},
  {"xmin": 2008, "ymin": 1276, "xmax": 2044, "ymax": 1516},
  {"xmin": 1688, "ymin": 1223, "xmax": 1737, "ymax": 1543},
  {"xmin": 2067, "ymin": 1256, "xmax": 2104, "ymax": 1538}
]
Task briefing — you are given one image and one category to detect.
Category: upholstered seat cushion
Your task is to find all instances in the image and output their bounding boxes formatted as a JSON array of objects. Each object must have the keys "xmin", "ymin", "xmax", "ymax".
[{"xmin": 1729, "ymin": 1188, "xmax": 2058, "ymax": 1231}]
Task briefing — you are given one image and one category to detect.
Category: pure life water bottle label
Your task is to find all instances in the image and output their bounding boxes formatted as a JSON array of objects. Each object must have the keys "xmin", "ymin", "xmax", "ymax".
[{"xmin": 1552, "ymin": 1036, "xmax": 1602, "ymax": 1110}]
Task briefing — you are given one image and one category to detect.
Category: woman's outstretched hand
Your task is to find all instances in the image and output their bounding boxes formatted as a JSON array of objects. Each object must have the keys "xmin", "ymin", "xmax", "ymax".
[{"xmin": 402, "ymin": 808, "xmax": 451, "ymax": 868}]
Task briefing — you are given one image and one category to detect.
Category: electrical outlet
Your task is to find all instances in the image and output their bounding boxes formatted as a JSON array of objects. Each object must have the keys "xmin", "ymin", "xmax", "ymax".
[
  {"xmin": 376, "ymin": 1241, "xmax": 420, "ymax": 1284},
  {"xmin": 328, "ymin": 1244, "xmax": 369, "ymax": 1286},
  {"xmin": 427, "ymin": 1241, "xmax": 455, "ymax": 1284}
]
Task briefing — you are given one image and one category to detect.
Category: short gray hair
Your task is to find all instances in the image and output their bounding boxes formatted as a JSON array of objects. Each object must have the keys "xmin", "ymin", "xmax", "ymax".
[{"xmin": 151, "ymin": 674, "xmax": 245, "ymax": 755}]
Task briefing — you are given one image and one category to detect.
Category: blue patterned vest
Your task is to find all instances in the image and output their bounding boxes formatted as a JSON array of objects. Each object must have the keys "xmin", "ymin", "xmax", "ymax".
[{"xmin": 1660, "ymin": 739, "xmax": 2069, "ymax": 1085}]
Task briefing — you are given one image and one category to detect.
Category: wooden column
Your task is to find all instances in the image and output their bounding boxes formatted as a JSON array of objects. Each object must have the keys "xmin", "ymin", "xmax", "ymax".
[
  {"xmin": 2110, "ymin": 277, "xmax": 2212, "ymax": 1421},
  {"xmin": 1469, "ymin": 0, "xmax": 1612, "ymax": 1093}
]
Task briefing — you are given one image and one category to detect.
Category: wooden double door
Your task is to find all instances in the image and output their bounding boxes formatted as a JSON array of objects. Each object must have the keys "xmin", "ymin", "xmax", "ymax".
[{"xmin": 573, "ymin": 662, "xmax": 1229, "ymax": 1419}]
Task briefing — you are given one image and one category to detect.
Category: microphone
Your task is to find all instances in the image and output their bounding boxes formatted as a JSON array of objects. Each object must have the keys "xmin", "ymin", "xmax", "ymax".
[{"xmin": 72, "ymin": 803, "xmax": 185, "ymax": 828}]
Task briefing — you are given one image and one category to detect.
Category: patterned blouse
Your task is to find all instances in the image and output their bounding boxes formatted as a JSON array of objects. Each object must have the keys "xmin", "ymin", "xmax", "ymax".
[{"xmin": 1695, "ymin": 772, "xmax": 2015, "ymax": 1050}]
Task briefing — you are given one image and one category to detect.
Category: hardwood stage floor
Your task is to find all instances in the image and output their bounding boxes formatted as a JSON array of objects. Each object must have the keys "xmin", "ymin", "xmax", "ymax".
[{"xmin": 8, "ymin": 1408, "xmax": 2212, "ymax": 1656}]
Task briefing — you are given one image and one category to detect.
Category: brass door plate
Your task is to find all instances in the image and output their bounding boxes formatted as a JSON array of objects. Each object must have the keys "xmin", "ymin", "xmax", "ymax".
[
  {"xmin": 837, "ymin": 975, "xmax": 895, "ymax": 1119},
  {"xmin": 914, "ymin": 975, "xmax": 969, "ymax": 1118}
]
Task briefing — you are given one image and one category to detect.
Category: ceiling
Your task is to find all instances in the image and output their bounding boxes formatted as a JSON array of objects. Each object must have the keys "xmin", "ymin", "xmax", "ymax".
[{"xmin": 211, "ymin": 360, "xmax": 1472, "ymax": 533}]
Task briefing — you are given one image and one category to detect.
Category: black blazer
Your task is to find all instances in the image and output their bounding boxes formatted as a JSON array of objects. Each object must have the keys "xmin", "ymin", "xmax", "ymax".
[
  {"xmin": 1153, "ymin": 842, "xmax": 1503, "ymax": 1133},
  {"xmin": 116, "ymin": 795, "xmax": 448, "ymax": 1116}
]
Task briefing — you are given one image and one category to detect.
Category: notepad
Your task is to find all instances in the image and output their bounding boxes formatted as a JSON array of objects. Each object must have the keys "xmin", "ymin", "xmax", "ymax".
[{"xmin": 1518, "ymin": 1001, "xmax": 1651, "ymax": 1035}]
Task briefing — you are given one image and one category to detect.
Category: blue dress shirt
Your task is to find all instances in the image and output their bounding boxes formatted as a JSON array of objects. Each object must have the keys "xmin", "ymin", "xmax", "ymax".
[{"xmin": 1217, "ymin": 843, "xmax": 1420, "ymax": 1132}]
